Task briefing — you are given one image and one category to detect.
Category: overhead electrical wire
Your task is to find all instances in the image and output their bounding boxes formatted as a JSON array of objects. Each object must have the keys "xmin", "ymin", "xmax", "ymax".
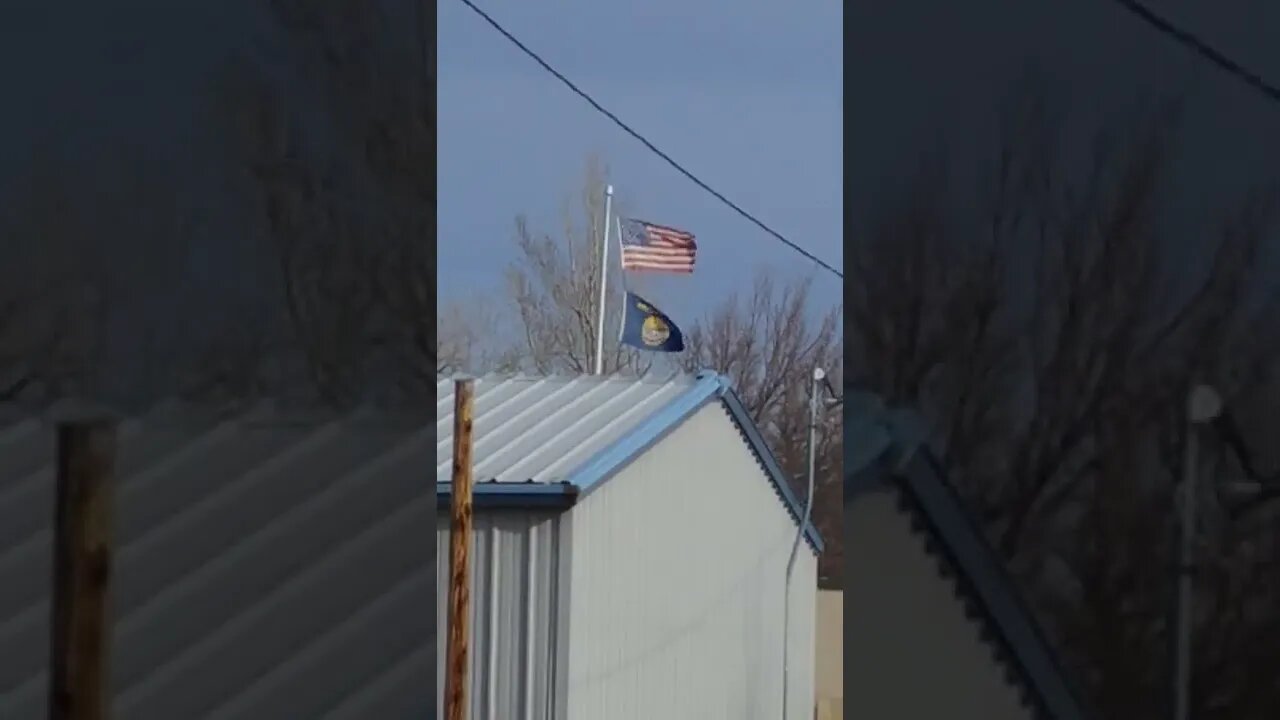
[
  {"xmin": 1106, "ymin": 0, "xmax": 1280, "ymax": 103},
  {"xmin": 452, "ymin": 0, "xmax": 844, "ymax": 280}
]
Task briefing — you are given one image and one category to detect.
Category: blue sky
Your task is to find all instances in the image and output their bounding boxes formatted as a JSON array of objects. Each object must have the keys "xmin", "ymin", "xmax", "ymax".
[
  {"xmin": 3, "ymin": 0, "xmax": 1277, "ymax": 335},
  {"xmin": 437, "ymin": 0, "xmax": 844, "ymax": 323}
]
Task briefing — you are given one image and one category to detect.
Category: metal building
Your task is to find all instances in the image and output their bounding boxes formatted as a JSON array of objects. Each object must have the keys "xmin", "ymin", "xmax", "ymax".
[{"xmin": 436, "ymin": 372, "xmax": 822, "ymax": 720}]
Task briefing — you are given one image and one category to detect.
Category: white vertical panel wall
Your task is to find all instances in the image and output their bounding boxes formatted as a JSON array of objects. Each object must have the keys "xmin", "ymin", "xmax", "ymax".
[
  {"xmin": 564, "ymin": 402, "xmax": 818, "ymax": 720},
  {"xmin": 436, "ymin": 510, "xmax": 565, "ymax": 720},
  {"xmin": 845, "ymin": 490, "xmax": 1034, "ymax": 720}
]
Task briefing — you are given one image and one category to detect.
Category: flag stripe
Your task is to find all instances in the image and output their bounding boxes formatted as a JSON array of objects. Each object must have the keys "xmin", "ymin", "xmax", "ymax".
[
  {"xmin": 621, "ymin": 248, "xmax": 695, "ymax": 257},
  {"xmin": 621, "ymin": 253, "xmax": 694, "ymax": 262},
  {"xmin": 647, "ymin": 235, "xmax": 694, "ymax": 247},
  {"xmin": 622, "ymin": 262, "xmax": 695, "ymax": 269},
  {"xmin": 621, "ymin": 256, "xmax": 696, "ymax": 265},
  {"xmin": 621, "ymin": 265, "xmax": 694, "ymax": 273},
  {"xmin": 620, "ymin": 216, "xmax": 697, "ymax": 273},
  {"xmin": 622, "ymin": 250, "xmax": 695, "ymax": 270},
  {"xmin": 622, "ymin": 263, "xmax": 695, "ymax": 270}
]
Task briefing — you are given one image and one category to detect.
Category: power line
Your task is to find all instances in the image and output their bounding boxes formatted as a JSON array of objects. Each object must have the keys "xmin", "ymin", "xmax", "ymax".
[
  {"xmin": 452, "ymin": 0, "xmax": 844, "ymax": 280},
  {"xmin": 1106, "ymin": 0, "xmax": 1280, "ymax": 104}
]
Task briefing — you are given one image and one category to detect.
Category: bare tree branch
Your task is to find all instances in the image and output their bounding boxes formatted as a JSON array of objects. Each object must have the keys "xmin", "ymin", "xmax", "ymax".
[
  {"xmin": 204, "ymin": 0, "xmax": 435, "ymax": 407},
  {"xmin": 851, "ymin": 72, "xmax": 1280, "ymax": 717}
]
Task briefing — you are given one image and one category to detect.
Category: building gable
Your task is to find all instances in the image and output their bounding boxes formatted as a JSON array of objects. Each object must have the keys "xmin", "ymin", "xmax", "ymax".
[
  {"xmin": 846, "ymin": 391, "xmax": 1092, "ymax": 720},
  {"xmin": 437, "ymin": 372, "xmax": 823, "ymax": 552},
  {"xmin": 847, "ymin": 488, "xmax": 1034, "ymax": 720},
  {"xmin": 562, "ymin": 400, "xmax": 819, "ymax": 719}
]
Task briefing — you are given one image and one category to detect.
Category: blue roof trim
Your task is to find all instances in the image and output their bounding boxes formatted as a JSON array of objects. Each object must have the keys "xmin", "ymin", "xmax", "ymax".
[
  {"xmin": 564, "ymin": 373, "xmax": 723, "ymax": 494},
  {"xmin": 437, "ymin": 482, "xmax": 578, "ymax": 511},
  {"xmin": 717, "ymin": 384, "xmax": 824, "ymax": 554},
  {"xmin": 564, "ymin": 371, "xmax": 824, "ymax": 554}
]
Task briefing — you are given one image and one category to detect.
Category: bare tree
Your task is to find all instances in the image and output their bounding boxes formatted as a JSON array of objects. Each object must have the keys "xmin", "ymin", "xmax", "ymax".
[
  {"xmin": 208, "ymin": 0, "xmax": 434, "ymax": 407},
  {"xmin": 211, "ymin": 1, "xmax": 847, "ymax": 589},
  {"xmin": 175, "ymin": 294, "xmax": 282, "ymax": 406},
  {"xmin": 502, "ymin": 155, "xmax": 655, "ymax": 376},
  {"xmin": 213, "ymin": 6, "xmax": 646, "ymax": 393},
  {"xmin": 442, "ymin": 262, "xmax": 847, "ymax": 585},
  {"xmin": 0, "ymin": 148, "xmax": 97, "ymax": 404},
  {"xmin": 851, "ymin": 73, "xmax": 1280, "ymax": 718},
  {"xmin": 436, "ymin": 297, "xmax": 523, "ymax": 377},
  {"xmin": 432, "ymin": 159, "xmax": 847, "ymax": 580},
  {"xmin": 679, "ymin": 273, "xmax": 844, "ymax": 585},
  {"xmin": 0, "ymin": 141, "xmax": 187, "ymax": 407}
]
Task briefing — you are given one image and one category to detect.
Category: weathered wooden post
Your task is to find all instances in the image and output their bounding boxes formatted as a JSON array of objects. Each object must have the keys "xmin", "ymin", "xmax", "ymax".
[
  {"xmin": 444, "ymin": 379, "xmax": 475, "ymax": 720},
  {"xmin": 49, "ymin": 418, "xmax": 117, "ymax": 720}
]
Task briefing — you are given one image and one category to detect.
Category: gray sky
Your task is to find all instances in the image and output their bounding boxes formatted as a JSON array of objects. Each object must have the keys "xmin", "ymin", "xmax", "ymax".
[
  {"xmin": 3, "ymin": 0, "xmax": 1277, "ymax": 355},
  {"xmin": 437, "ymin": 0, "xmax": 844, "ymax": 324},
  {"xmin": 0, "ymin": 1, "xmax": 254, "ymax": 169},
  {"xmin": 850, "ymin": 0, "xmax": 1280, "ymax": 264}
]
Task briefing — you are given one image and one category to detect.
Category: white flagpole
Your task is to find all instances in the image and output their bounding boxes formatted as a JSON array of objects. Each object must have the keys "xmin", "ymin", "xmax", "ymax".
[
  {"xmin": 593, "ymin": 184, "xmax": 614, "ymax": 375},
  {"xmin": 616, "ymin": 216, "xmax": 627, "ymax": 342}
]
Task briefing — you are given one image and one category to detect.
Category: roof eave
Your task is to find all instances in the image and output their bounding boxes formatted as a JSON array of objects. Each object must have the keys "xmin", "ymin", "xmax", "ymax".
[
  {"xmin": 716, "ymin": 381, "xmax": 825, "ymax": 553},
  {"xmin": 436, "ymin": 482, "xmax": 579, "ymax": 511}
]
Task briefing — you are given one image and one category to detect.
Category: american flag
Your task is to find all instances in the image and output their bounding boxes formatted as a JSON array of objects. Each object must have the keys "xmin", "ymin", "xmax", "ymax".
[{"xmin": 619, "ymin": 217, "xmax": 697, "ymax": 273}]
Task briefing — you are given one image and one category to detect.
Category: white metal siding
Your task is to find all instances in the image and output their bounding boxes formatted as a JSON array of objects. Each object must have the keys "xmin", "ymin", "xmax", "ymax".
[
  {"xmin": 845, "ymin": 489, "xmax": 1033, "ymax": 720},
  {"xmin": 564, "ymin": 402, "xmax": 817, "ymax": 720},
  {"xmin": 436, "ymin": 511, "xmax": 565, "ymax": 720}
]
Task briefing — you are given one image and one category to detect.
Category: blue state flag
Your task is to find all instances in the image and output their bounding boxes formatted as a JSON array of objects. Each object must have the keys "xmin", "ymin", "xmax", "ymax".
[{"xmin": 619, "ymin": 291, "xmax": 685, "ymax": 353}]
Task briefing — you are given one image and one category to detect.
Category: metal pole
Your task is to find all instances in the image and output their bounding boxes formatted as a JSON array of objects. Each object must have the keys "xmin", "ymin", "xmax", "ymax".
[
  {"xmin": 445, "ymin": 379, "xmax": 476, "ymax": 720},
  {"xmin": 782, "ymin": 367, "xmax": 823, "ymax": 719},
  {"xmin": 615, "ymin": 216, "xmax": 628, "ymax": 343},
  {"xmin": 593, "ymin": 184, "xmax": 614, "ymax": 375},
  {"xmin": 1173, "ymin": 400, "xmax": 1197, "ymax": 720},
  {"xmin": 49, "ymin": 419, "xmax": 117, "ymax": 720}
]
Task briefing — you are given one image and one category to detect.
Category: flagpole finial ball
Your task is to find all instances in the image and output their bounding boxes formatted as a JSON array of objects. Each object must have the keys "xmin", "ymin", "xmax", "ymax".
[
  {"xmin": 813, "ymin": 367, "xmax": 826, "ymax": 381},
  {"xmin": 606, "ymin": 184, "xmax": 614, "ymax": 195}
]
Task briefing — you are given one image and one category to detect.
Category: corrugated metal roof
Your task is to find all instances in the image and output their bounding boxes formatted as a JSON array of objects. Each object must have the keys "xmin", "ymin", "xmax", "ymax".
[
  {"xmin": 0, "ymin": 402, "xmax": 434, "ymax": 719},
  {"xmin": 435, "ymin": 373, "xmax": 697, "ymax": 484},
  {"xmin": 437, "ymin": 372, "xmax": 823, "ymax": 552}
]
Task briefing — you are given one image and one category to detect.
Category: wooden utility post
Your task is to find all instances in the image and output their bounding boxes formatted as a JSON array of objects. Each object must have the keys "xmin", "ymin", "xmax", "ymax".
[
  {"xmin": 444, "ymin": 379, "xmax": 475, "ymax": 720},
  {"xmin": 49, "ymin": 419, "xmax": 117, "ymax": 720}
]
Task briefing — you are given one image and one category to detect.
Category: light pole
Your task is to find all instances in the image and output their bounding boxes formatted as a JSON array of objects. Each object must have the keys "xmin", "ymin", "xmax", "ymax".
[
  {"xmin": 782, "ymin": 367, "xmax": 838, "ymax": 720},
  {"xmin": 1174, "ymin": 384, "xmax": 1223, "ymax": 720}
]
